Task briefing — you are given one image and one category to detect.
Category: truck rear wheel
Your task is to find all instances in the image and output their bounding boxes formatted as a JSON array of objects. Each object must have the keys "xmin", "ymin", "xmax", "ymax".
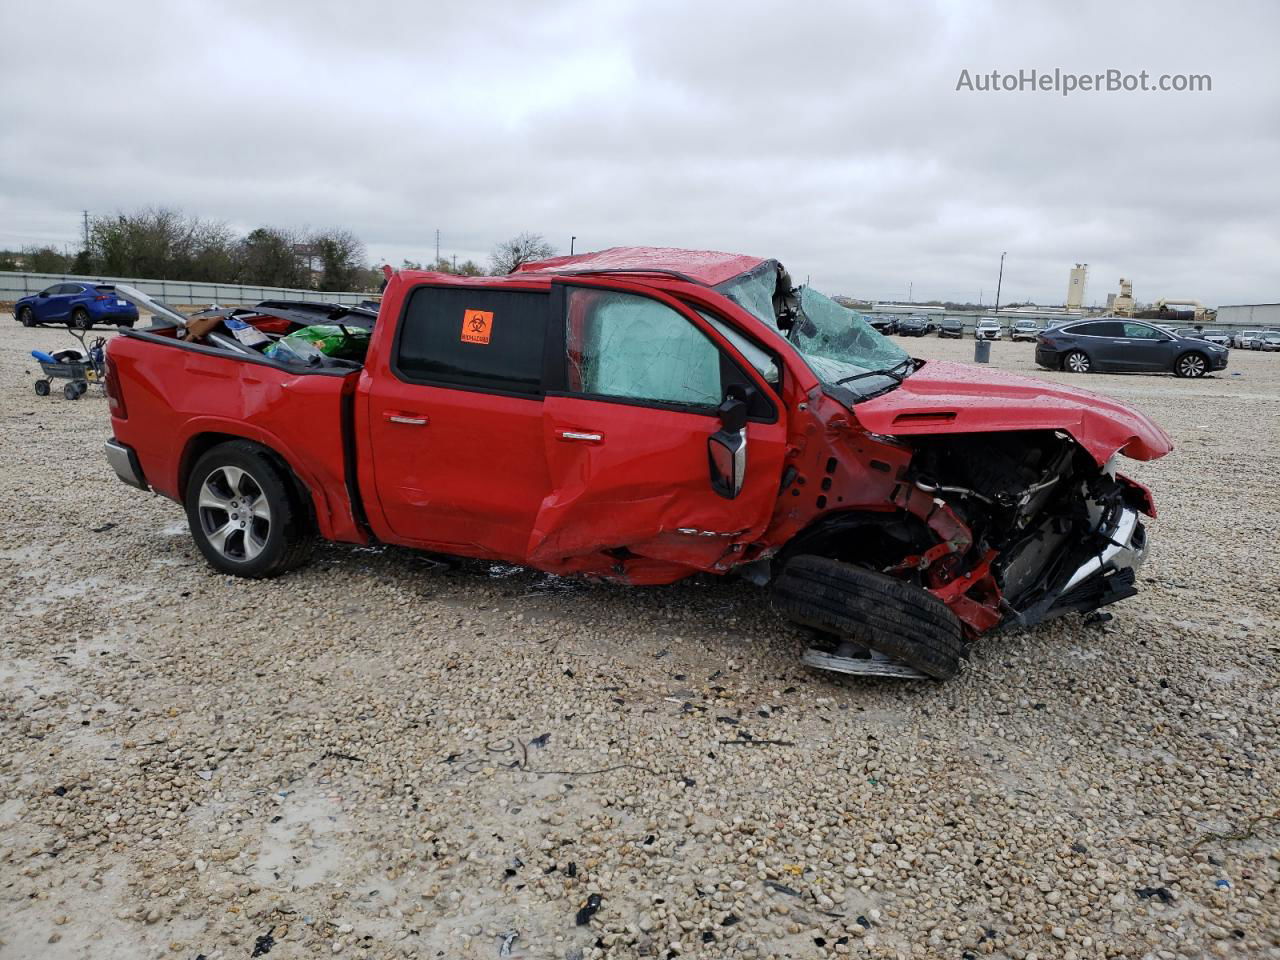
[
  {"xmin": 184, "ymin": 441, "xmax": 314, "ymax": 578},
  {"xmin": 772, "ymin": 555, "xmax": 966, "ymax": 679}
]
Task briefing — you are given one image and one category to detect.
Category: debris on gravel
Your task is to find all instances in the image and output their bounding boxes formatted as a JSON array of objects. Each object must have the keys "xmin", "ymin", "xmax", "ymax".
[{"xmin": 1, "ymin": 325, "xmax": 1277, "ymax": 958}]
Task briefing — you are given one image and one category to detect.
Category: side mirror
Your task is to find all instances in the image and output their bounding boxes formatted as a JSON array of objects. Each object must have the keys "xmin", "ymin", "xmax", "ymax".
[{"xmin": 707, "ymin": 385, "xmax": 755, "ymax": 499}]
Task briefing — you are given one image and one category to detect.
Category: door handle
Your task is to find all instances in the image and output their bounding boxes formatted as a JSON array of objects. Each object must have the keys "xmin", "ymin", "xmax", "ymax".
[
  {"xmin": 384, "ymin": 412, "xmax": 429, "ymax": 426},
  {"xmin": 557, "ymin": 429, "xmax": 603, "ymax": 443}
]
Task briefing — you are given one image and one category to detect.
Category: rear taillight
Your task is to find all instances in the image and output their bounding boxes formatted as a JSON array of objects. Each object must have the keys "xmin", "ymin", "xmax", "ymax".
[
  {"xmin": 94, "ymin": 294, "xmax": 111, "ymax": 301},
  {"xmin": 104, "ymin": 351, "xmax": 126, "ymax": 419}
]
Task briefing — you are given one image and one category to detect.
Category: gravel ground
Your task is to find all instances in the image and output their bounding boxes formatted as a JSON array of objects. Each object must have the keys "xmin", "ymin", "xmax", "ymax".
[{"xmin": 1, "ymin": 321, "xmax": 1277, "ymax": 960}]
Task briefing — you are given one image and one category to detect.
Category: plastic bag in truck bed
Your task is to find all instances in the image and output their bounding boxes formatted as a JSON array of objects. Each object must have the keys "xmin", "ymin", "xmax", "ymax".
[{"xmin": 264, "ymin": 324, "xmax": 372, "ymax": 365}]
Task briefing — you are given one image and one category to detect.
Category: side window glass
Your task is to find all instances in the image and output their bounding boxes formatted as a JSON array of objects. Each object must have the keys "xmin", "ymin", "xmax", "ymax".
[
  {"xmin": 567, "ymin": 289, "xmax": 722, "ymax": 408},
  {"xmin": 395, "ymin": 287, "xmax": 547, "ymax": 394},
  {"xmin": 1123, "ymin": 322, "xmax": 1162, "ymax": 339},
  {"xmin": 62, "ymin": 284, "xmax": 84, "ymax": 296},
  {"xmin": 39, "ymin": 285, "xmax": 59, "ymax": 296},
  {"xmin": 696, "ymin": 309, "xmax": 780, "ymax": 387}
]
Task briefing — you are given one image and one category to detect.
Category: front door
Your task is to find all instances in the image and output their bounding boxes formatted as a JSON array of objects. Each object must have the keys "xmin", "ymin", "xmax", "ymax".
[
  {"xmin": 1118, "ymin": 321, "xmax": 1178, "ymax": 370},
  {"xmin": 32, "ymin": 285, "xmax": 63, "ymax": 322},
  {"xmin": 361, "ymin": 284, "xmax": 552, "ymax": 563},
  {"xmin": 530, "ymin": 280, "xmax": 787, "ymax": 581}
]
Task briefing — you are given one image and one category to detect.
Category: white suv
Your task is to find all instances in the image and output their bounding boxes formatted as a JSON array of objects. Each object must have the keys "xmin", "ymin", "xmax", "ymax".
[{"xmin": 975, "ymin": 318, "xmax": 1003, "ymax": 340}]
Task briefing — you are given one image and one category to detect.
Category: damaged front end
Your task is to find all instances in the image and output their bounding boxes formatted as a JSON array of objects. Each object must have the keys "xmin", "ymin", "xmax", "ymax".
[{"xmin": 890, "ymin": 431, "xmax": 1153, "ymax": 635}]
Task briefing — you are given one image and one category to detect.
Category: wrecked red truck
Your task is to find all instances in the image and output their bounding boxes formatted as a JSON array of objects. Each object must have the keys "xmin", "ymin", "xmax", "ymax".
[{"xmin": 103, "ymin": 248, "xmax": 1172, "ymax": 679}]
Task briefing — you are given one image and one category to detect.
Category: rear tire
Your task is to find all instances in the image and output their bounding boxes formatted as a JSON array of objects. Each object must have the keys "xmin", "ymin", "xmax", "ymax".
[
  {"xmin": 1063, "ymin": 350, "xmax": 1091, "ymax": 373},
  {"xmin": 184, "ymin": 440, "xmax": 315, "ymax": 578},
  {"xmin": 63, "ymin": 382, "xmax": 80, "ymax": 400},
  {"xmin": 1174, "ymin": 352, "xmax": 1207, "ymax": 378},
  {"xmin": 772, "ymin": 555, "xmax": 966, "ymax": 679},
  {"xmin": 71, "ymin": 308, "xmax": 92, "ymax": 330}
]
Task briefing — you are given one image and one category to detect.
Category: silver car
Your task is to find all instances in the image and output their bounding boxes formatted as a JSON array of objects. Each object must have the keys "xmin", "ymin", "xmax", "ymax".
[
  {"xmin": 975, "ymin": 318, "xmax": 1003, "ymax": 340},
  {"xmin": 1010, "ymin": 319, "xmax": 1040, "ymax": 342}
]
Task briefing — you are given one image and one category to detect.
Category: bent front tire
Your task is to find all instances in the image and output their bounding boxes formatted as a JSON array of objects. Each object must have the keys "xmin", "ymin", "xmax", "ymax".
[
  {"xmin": 772, "ymin": 555, "xmax": 966, "ymax": 679},
  {"xmin": 184, "ymin": 440, "xmax": 314, "ymax": 578}
]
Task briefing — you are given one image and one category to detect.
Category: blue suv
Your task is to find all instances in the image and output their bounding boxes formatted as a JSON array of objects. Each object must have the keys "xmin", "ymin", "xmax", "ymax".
[{"xmin": 15, "ymin": 282, "xmax": 139, "ymax": 329}]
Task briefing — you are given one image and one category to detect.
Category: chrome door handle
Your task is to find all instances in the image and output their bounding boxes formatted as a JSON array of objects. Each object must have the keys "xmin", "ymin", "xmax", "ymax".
[
  {"xmin": 385, "ymin": 412, "xmax": 429, "ymax": 426},
  {"xmin": 557, "ymin": 429, "xmax": 603, "ymax": 443}
]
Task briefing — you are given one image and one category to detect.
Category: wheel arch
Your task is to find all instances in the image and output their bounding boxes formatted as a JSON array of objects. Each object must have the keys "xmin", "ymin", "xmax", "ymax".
[
  {"xmin": 1061, "ymin": 347, "xmax": 1092, "ymax": 371},
  {"xmin": 1174, "ymin": 349, "xmax": 1208, "ymax": 375},
  {"xmin": 179, "ymin": 432, "xmax": 319, "ymax": 535}
]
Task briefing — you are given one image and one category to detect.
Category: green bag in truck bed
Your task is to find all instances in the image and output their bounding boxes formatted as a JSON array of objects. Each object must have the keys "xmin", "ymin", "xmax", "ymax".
[{"xmin": 265, "ymin": 324, "xmax": 371, "ymax": 364}]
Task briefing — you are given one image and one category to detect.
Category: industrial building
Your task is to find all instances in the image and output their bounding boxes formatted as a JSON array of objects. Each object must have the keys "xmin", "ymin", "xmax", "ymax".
[
  {"xmin": 1217, "ymin": 303, "xmax": 1280, "ymax": 328},
  {"xmin": 1067, "ymin": 264, "xmax": 1088, "ymax": 310}
]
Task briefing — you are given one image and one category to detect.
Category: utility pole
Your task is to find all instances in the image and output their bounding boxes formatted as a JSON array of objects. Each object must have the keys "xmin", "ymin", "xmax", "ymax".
[
  {"xmin": 82, "ymin": 210, "xmax": 90, "ymax": 250},
  {"xmin": 908, "ymin": 281, "xmax": 913, "ymax": 304},
  {"xmin": 571, "ymin": 236, "xmax": 576, "ymax": 255},
  {"xmin": 993, "ymin": 252, "xmax": 1007, "ymax": 316},
  {"xmin": 452, "ymin": 254, "xmax": 457, "ymax": 272},
  {"xmin": 435, "ymin": 229, "xmax": 440, "ymax": 265}
]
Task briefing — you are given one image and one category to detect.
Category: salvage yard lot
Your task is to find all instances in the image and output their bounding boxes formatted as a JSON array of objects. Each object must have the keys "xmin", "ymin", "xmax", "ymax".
[{"xmin": 1, "ymin": 323, "xmax": 1277, "ymax": 959}]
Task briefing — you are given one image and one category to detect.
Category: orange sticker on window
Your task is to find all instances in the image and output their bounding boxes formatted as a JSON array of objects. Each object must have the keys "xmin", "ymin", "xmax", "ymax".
[{"xmin": 461, "ymin": 309, "xmax": 493, "ymax": 344}]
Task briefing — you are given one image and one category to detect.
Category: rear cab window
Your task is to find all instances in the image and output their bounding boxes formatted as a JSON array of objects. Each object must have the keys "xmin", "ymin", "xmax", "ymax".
[{"xmin": 393, "ymin": 286, "xmax": 548, "ymax": 395}]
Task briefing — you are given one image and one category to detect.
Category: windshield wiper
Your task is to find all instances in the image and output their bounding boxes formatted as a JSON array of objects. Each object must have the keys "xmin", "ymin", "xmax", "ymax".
[{"xmin": 834, "ymin": 358, "xmax": 913, "ymax": 387}]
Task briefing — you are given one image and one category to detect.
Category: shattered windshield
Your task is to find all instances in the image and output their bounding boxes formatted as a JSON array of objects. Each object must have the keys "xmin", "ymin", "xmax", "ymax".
[{"xmin": 716, "ymin": 265, "xmax": 912, "ymax": 401}]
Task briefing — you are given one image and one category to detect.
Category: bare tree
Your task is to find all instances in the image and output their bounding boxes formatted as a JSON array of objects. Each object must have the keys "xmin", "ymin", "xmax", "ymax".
[
  {"xmin": 311, "ymin": 228, "xmax": 366, "ymax": 291},
  {"xmin": 490, "ymin": 232, "xmax": 555, "ymax": 275}
]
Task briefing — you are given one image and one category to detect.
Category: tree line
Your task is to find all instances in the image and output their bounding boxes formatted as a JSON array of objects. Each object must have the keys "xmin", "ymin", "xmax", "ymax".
[{"xmin": 0, "ymin": 210, "xmax": 559, "ymax": 292}]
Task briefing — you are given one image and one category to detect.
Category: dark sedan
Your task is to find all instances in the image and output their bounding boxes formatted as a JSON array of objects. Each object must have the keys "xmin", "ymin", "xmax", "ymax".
[
  {"xmin": 938, "ymin": 317, "xmax": 965, "ymax": 338},
  {"xmin": 1036, "ymin": 318, "xmax": 1229, "ymax": 378},
  {"xmin": 867, "ymin": 315, "xmax": 897, "ymax": 335},
  {"xmin": 896, "ymin": 316, "xmax": 931, "ymax": 337}
]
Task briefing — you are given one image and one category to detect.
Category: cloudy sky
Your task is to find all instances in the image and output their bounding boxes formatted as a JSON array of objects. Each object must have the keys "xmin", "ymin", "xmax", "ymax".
[{"xmin": 2, "ymin": 0, "xmax": 1277, "ymax": 306}]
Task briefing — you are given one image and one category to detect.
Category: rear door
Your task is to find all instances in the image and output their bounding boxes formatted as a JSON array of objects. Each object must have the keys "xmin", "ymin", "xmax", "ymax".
[
  {"xmin": 530, "ymin": 279, "xmax": 787, "ymax": 579},
  {"xmin": 361, "ymin": 283, "xmax": 552, "ymax": 562},
  {"xmin": 1075, "ymin": 320, "xmax": 1130, "ymax": 370}
]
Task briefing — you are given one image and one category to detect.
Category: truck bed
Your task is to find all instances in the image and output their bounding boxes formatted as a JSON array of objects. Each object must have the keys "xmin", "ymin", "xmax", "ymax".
[{"xmin": 106, "ymin": 329, "xmax": 368, "ymax": 544}]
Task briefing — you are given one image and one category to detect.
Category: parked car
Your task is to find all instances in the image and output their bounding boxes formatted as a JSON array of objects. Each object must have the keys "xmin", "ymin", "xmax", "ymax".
[
  {"xmin": 937, "ymin": 317, "xmax": 965, "ymax": 338},
  {"xmin": 1175, "ymin": 327, "xmax": 1232, "ymax": 348},
  {"xmin": 1232, "ymin": 330, "xmax": 1263, "ymax": 349},
  {"xmin": 975, "ymin": 317, "xmax": 1003, "ymax": 340},
  {"xmin": 1036, "ymin": 318, "xmax": 1228, "ymax": 377},
  {"xmin": 103, "ymin": 247, "xmax": 1170, "ymax": 681},
  {"xmin": 895, "ymin": 315, "xmax": 930, "ymax": 337},
  {"xmin": 14, "ymin": 282, "xmax": 139, "ymax": 329},
  {"xmin": 1257, "ymin": 332, "xmax": 1280, "ymax": 352},
  {"xmin": 1010, "ymin": 319, "xmax": 1040, "ymax": 342},
  {"xmin": 867, "ymin": 315, "xmax": 897, "ymax": 336}
]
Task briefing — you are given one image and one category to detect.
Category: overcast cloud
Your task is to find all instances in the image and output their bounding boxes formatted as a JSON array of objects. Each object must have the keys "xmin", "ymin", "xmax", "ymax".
[{"xmin": 2, "ymin": 0, "xmax": 1277, "ymax": 305}]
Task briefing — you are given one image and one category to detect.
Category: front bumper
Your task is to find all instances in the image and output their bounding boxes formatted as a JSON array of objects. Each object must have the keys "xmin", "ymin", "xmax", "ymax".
[
  {"xmin": 1043, "ymin": 505, "xmax": 1148, "ymax": 620},
  {"xmin": 105, "ymin": 439, "xmax": 148, "ymax": 490},
  {"xmin": 1209, "ymin": 351, "xmax": 1229, "ymax": 370}
]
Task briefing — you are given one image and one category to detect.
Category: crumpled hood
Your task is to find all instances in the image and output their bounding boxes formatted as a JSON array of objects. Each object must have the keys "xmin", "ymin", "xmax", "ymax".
[{"xmin": 852, "ymin": 360, "xmax": 1173, "ymax": 464}]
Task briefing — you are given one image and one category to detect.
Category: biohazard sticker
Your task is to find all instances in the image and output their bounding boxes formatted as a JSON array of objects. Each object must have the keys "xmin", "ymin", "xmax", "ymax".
[{"xmin": 461, "ymin": 309, "xmax": 493, "ymax": 344}]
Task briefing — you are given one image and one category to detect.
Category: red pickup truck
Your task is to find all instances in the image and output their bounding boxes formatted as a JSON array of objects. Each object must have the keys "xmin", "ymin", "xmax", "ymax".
[{"xmin": 103, "ymin": 248, "xmax": 1172, "ymax": 679}]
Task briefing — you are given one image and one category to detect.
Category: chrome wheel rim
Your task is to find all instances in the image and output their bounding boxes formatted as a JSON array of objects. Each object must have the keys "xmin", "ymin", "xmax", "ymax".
[
  {"xmin": 1066, "ymin": 353, "xmax": 1089, "ymax": 373},
  {"xmin": 1179, "ymin": 355, "xmax": 1205, "ymax": 377},
  {"xmin": 198, "ymin": 465, "xmax": 271, "ymax": 561}
]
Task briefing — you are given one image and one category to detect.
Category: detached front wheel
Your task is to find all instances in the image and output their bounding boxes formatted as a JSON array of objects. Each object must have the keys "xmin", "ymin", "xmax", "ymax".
[
  {"xmin": 184, "ymin": 441, "xmax": 314, "ymax": 578},
  {"xmin": 772, "ymin": 556, "xmax": 966, "ymax": 679}
]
